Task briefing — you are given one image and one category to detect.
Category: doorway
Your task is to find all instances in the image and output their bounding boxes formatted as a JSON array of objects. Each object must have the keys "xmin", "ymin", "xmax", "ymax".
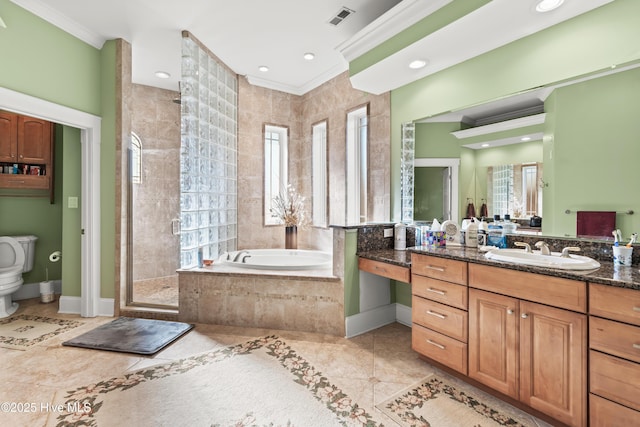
[{"xmin": 414, "ymin": 158, "xmax": 459, "ymax": 223}]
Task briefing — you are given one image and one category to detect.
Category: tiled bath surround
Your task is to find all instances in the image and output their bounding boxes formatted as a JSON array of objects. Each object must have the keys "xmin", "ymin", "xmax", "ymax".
[{"xmin": 237, "ymin": 71, "xmax": 391, "ymax": 252}]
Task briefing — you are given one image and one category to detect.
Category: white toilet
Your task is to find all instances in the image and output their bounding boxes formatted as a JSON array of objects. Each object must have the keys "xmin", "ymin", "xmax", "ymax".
[{"xmin": 0, "ymin": 235, "xmax": 38, "ymax": 318}]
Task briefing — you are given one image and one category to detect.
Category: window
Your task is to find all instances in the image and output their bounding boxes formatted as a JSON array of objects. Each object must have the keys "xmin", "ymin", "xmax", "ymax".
[
  {"xmin": 492, "ymin": 164, "xmax": 513, "ymax": 217},
  {"xmin": 346, "ymin": 105, "xmax": 368, "ymax": 224},
  {"xmin": 264, "ymin": 124, "xmax": 288, "ymax": 225},
  {"xmin": 130, "ymin": 132, "xmax": 142, "ymax": 184},
  {"xmin": 312, "ymin": 120, "xmax": 327, "ymax": 227},
  {"xmin": 521, "ymin": 164, "xmax": 539, "ymax": 217}
]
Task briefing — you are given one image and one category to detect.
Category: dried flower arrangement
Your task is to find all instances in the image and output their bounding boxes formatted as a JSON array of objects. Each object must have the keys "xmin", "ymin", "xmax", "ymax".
[{"xmin": 271, "ymin": 184, "xmax": 308, "ymax": 227}]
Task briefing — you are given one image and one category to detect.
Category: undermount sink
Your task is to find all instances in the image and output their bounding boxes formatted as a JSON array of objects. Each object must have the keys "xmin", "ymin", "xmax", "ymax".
[{"xmin": 484, "ymin": 249, "xmax": 601, "ymax": 270}]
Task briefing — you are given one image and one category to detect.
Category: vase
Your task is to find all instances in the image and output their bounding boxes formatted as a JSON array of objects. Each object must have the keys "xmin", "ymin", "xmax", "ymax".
[{"xmin": 285, "ymin": 225, "xmax": 297, "ymax": 249}]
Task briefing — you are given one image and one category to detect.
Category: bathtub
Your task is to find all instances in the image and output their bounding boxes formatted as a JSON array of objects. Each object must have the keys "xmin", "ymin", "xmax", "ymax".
[{"xmin": 219, "ymin": 249, "xmax": 332, "ymax": 270}]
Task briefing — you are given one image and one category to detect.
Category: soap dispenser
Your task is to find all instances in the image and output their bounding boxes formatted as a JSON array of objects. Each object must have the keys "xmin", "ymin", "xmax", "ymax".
[{"xmin": 465, "ymin": 218, "xmax": 478, "ymax": 248}]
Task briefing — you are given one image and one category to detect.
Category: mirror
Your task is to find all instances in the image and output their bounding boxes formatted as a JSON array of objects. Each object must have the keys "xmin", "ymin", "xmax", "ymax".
[{"xmin": 404, "ymin": 64, "xmax": 640, "ymax": 241}]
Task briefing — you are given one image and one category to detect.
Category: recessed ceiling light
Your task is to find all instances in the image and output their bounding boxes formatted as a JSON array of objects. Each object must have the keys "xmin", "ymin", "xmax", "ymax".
[
  {"xmin": 155, "ymin": 71, "xmax": 171, "ymax": 79},
  {"xmin": 409, "ymin": 59, "xmax": 428, "ymax": 69},
  {"xmin": 258, "ymin": 65, "xmax": 269, "ymax": 72},
  {"xmin": 303, "ymin": 52, "xmax": 315, "ymax": 61},
  {"xmin": 481, "ymin": 143, "xmax": 490, "ymax": 148},
  {"xmin": 535, "ymin": 0, "xmax": 564, "ymax": 13},
  {"xmin": 521, "ymin": 136, "xmax": 532, "ymax": 142}
]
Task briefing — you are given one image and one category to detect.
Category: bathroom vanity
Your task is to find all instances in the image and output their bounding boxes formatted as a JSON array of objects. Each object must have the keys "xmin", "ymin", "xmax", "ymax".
[{"xmin": 358, "ymin": 242, "xmax": 640, "ymax": 427}]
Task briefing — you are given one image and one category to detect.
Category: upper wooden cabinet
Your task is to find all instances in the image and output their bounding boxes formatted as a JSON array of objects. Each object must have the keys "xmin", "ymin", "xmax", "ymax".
[{"xmin": 0, "ymin": 110, "xmax": 54, "ymax": 200}]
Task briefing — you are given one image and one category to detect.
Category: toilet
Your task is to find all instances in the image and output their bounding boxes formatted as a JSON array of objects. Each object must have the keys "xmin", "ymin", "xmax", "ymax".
[{"xmin": 0, "ymin": 235, "xmax": 38, "ymax": 318}]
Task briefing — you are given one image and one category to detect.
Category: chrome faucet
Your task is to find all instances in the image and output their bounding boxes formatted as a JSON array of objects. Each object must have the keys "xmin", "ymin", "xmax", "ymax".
[
  {"xmin": 535, "ymin": 241, "xmax": 551, "ymax": 255},
  {"xmin": 514, "ymin": 242, "xmax": 532, "ymax": 253},
  {"xmin": 561, "ymin": 246, "xmax": 581, "ymax": 258}
]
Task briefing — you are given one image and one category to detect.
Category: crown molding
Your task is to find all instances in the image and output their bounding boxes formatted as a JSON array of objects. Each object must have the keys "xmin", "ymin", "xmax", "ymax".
[
  {"xmin": 337, "ymin": 0, "xmax": 452, "ymax": 63},
  {"xmin": 11, "ymin": 0, "xmax": 105, "ymax": 48},
  {"xmin": 247, "ymin": 62, "xmax": 347, "ymax": 96}
]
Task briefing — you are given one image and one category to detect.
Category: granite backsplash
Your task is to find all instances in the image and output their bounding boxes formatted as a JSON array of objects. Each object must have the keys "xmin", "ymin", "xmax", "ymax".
[{"xmin": 357, "ymin": 223, "xmax": 638, "ymax": 265}]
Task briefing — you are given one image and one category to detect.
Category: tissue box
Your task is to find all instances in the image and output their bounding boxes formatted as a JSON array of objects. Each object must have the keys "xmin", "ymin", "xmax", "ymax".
[{"xmin": 423, "ymin": 230, "xmax": 446, "ymax": 247}]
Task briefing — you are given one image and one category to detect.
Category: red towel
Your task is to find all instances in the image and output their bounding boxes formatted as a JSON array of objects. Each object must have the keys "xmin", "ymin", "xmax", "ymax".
[
  {"xmin": 466, "ymin": 202, "xmax": 476, "ymax": 219},
  {"xmin": 576, "ymin": 211, "xmax": 616, "ymax": 238}
]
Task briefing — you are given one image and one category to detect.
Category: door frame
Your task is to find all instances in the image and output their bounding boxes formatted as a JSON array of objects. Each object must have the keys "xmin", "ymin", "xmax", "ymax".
[
  {"xmin": 0, "ymin": 87, "xmax": 102, "ymax": 317},
  {"xmin": 414, "ymin": 157, "xmax": 460, "ymax": 223}
]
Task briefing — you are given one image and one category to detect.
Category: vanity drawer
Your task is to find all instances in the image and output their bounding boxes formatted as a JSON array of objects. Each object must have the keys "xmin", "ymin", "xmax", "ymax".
[
  {"xmin": 412, "ymin": 275, "xmax": 468, "ymax": 310},
  {"xmin": 589, "ymin": 283, "xmax": 640, "ymax": 326},
  {"xmin": 468, "ymin": 264, "xmax": 586, "ymax": 313},
  {"xmin": 590, "ymin": 350, "xmax": 640, "ymax": 411},
  {"xmin": 412, "ymin": 296, "xmax": 468, "ymax": 342},
  {"xmin": 358, "ymin": 258, "xmax": 410, "ymax": 283},
  {"xmin": 590, "ymin": 394, "xmax": 640, "ymax": 427},
  {"xmin": 590, "ymin": 316, "xmax": 640, "ymax": 363},
  {"xmin": 411, "ymin": 254, "xmax": 467, "ymax": 285},
  {"xmin": 412, "ymin": 323, "xmax": 467, "ymax": 375}
]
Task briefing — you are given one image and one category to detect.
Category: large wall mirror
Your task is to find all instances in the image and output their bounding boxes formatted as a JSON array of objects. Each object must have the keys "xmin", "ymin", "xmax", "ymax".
[{"xmin": 402, "ymin": 63, "xmax": 640, "ymax": 240}]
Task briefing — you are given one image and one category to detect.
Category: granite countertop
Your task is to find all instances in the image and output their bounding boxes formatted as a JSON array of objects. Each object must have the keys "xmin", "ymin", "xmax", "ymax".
[{"xmin": 357, "ymin": 246, "xmax": 640, "ymax": 291}]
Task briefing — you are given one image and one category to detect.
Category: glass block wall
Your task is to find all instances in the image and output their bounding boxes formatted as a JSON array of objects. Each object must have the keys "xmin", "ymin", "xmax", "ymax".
[
  {"xmin": 400, "ymin": 122, "xmax": 415, "ymax": 223},
  {"xmin": 180, "ymin": 35, "xmax": 238, "ymax": 268}
]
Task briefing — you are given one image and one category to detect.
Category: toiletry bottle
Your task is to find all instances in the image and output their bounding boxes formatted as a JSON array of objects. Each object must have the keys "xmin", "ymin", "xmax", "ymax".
[
  {"xmin": 465, "ymin": 218, "xmax": 478, "ymax": 248},
  {"xmin": 487, "ymin": 215, "xmax": 506, "ymax": 248},
  {"xmin": 478, "ymin": 217, "xmax": 488, "ymax": 246}
]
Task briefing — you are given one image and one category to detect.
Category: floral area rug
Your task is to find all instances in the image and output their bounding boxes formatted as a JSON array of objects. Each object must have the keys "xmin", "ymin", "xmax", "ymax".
[
  {"xmin": 377, "ymin": 374, "xmax": 540, "ymax": 427},
  {"xmin": 50, "ymin": 335, "xmax": 381, "ymax": 427},
  {"xmin": 0, "ymin": 314, "xmax": 83, "ymax": 351}
]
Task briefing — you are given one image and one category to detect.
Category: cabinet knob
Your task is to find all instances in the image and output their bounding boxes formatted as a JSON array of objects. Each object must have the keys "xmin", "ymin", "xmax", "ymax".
[
  {"xmin": 521, "ymin": 313, "xmax": 528, "ymax": 319},
  {"xmin": 507, "ymin": 309, "xmax": 514, "ymax": 315}
]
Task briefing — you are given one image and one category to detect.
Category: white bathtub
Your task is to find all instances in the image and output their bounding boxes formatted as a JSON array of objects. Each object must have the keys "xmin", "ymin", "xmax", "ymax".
[{"xmin": 220, "ymin": 249, "xmax": 332, "ymax": 270}]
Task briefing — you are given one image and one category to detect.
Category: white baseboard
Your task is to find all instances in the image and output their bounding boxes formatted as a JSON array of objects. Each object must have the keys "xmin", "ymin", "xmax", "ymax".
[
  {"xmin": 58, "ymin": 296, "xmax": 115, "ymax": 317},
  {"xmin": 396, "ymin": 303, "xmax": 412, "ymax": 327},
  {"xmin": 13, "ymin": 280, "xmax": 62, "ymax": 301},
  {"xmin": 345, "ymin": 303, "xmax": 413, "ymax": 338}
]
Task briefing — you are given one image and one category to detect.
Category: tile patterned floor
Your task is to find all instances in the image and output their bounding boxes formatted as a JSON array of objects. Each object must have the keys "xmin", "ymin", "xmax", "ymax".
[{"xmin": 0, "ymin": 298, "xmax": 550, "ymax": 427}]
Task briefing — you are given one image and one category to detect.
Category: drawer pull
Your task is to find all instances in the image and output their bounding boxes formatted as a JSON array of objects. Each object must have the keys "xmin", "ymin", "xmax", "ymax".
[
  {"xmin": 374, "ymin": 266, "xmax": 387, "ymax": 273},
  {"xmin": 424, "ymin": 265, "xmax": 445, "ymax": 272},
  {"xmin": 426, "ymin": 310, "xmax": 447, "ymax": 319},
  {"xmin": 634, "ymin": 306, "xmax": 640, "ymax": 312},
  {"xmin": 521, "ymin": 313, "xmax": 528, "ymax": 319},
  {"xmin": 507, "ymin": 309, "xmax": 514, "ymax": 315},
  {"xmin": 426, "ymin": 288, "xmax": 446, "ymax": 296},
  {"xmin": 426, "ymin": 339, "xmax": 446, "ymax": 350},
  {"xmin": 633, "ymin": 344, "xmax": 640, "ymax": 350}
]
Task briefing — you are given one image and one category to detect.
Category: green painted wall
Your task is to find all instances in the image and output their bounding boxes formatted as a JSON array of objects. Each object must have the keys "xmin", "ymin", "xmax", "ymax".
[
  {"xmin": 61, "ymin": 126, "xmax": 82, "ymax": 295},
  {"xmin": 544, "ymin": 68, "xmax": 640, "ymax": 238},
  {"xmin": 99, "ymin": 41, "xmax": 118, "ymax": 299},
  {"xmin": 414, "ymin": 167, "xmax": 445, "ymax": 221},
  {"xmin": 1, "ymin": 0, "xmax": 117, "ymax": 300},
  {"xmin": 386, "ymin": 0, "xmax": 640, "ymax": 225},
  {"xmin": 343, "ymin": 230, "xmax": 359, "ymax": 316},
  {"xmin": 0, "ymin": 0, "xmax": 101, "ymax": 114}
]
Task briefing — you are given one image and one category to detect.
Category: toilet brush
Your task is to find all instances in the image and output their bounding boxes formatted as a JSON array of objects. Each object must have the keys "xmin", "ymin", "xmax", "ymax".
[{"xmin": 39, "ymin": 267, "xmax": 54, "ymax": 303}]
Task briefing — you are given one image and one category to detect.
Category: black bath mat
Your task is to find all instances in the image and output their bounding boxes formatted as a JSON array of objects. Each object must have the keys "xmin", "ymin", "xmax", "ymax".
[{"xmin": 62, "ymin": 317, "xmax": 194, "ymax": 355}]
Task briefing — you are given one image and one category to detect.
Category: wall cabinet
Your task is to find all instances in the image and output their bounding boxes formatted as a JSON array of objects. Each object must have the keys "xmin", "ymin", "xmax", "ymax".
[
  {"xmin": 468, "ymin": 264, "xmax": 587, "ymax": 427},
  {"xmin": 588, "ymin": 283, "xmax": 640, "ymax": 425},
  {"xmin": 0, "ymin": 110, "xmax": 54, "ymax": 199}
]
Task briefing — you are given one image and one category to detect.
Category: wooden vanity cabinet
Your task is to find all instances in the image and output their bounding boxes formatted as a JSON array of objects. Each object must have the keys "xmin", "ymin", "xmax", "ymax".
[
  {"xmin": 0, "ymin": 110, "xmax": 54, "ymax": 197},
  {"xmin": 588, "ymin": 283, "xmax": 640, "ymax": 425},
  {"xmin": 411, "ymin": 254, "xmax": 469, "ymax": 374},
  {"xmin": 357, "ymin": 257, "xmax": 410, "ymax": 283},
  {"xmin": 468, "ymin": 264, "xmax": 587, "ymax": 427}
]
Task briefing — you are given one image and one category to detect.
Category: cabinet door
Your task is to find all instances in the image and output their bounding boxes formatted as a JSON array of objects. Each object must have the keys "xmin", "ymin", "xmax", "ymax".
[
  {"xmin": 519, "ymin": 301, "xmax": 587, "ymax": 427},
  {"xmin": 468, "ymin": 289, "xmax": 519, "ymax": 398},
  {"xmin": 0, "ymin": 111, "xmax": 17, "ymax": 162},
  {"xmin": 17, "ymin": 115, "xmax": 51, "ymax": 163}
]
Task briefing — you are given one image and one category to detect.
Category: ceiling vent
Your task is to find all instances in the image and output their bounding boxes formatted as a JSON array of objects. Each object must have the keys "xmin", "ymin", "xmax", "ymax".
[{"xmin": 329, "ymin": 7, "xmax": 355, "ymax": 26}]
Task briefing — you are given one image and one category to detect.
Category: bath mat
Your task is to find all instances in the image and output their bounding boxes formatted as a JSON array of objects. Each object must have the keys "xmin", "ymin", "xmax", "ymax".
[
  {"xmin": 49, "ymin": 336, "xmax": 381, "ymax": 426},
  {"xmin": 62, "ymin": 317, "xmax": 193, "ymax": 355},
  {"xmin": 377, "ymin": 373, "xmax": 541, "ymax": 426},
  {"xmin": 0, "ymin": 314, "xmax": 83, "ymax": 351}
]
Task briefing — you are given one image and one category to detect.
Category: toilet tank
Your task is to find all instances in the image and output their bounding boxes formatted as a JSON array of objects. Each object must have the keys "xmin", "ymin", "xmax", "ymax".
[{"xmin": 13, "ymin": 235, "xmax": 38, "ymax": 273}]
